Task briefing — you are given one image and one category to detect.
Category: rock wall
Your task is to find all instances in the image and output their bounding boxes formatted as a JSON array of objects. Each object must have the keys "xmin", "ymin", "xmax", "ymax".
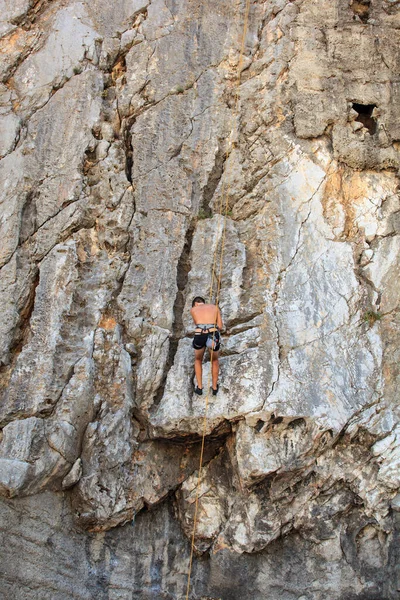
[
  {"xmin": 1, "ymin": 491, "xmax": 399, "ymax": 599},
  {"xmin": 0, "ymin": 0, "xmax": 400, "ymax": 598}
]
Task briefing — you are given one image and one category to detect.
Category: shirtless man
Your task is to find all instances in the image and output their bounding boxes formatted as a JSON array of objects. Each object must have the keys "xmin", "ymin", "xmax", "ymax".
[{"xmin": 190, "ymin": 296, "xmax": 223, "ymax": 396}]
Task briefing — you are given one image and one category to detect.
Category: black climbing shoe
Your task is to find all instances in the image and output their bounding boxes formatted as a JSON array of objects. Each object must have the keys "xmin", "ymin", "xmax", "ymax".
[
  {"xmin": 212, "ymin": 385, "xmax": 219, "ymax": 396},
  {"xmin": 195, "ymin": 386, "xmax": 203, "ymax": 396}
]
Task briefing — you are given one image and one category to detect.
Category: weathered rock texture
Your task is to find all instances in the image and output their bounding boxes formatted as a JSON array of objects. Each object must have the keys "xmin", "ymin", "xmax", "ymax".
[{"xmin": 0, "ymin": 0, "xmax": 400, "ymax": 598}]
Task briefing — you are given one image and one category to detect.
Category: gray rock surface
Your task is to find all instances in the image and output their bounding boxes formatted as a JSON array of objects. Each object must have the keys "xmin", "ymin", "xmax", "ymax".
[
  {"xmin": 0, "ymin": 491, "xmax": 399, "ymax": 599},
  {"xmin": 0, "ymin": 0, "xmax": 400, "ymax": 598}
]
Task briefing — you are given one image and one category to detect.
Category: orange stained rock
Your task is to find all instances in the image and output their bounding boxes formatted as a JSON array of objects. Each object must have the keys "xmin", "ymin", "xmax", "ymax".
[
  {"xmin": 324, "ymin": 166, "xmax": 398, "ymax": 238},
  {"xmin": 98, "ymin": 315, "xmax": 118, "ymax": 330},
  {"xmin": 1, "ymin": 29, "xmax": 26, "ymax": 51}
]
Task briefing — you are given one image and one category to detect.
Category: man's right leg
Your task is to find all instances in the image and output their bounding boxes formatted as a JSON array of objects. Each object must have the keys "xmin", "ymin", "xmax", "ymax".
[{"xmin": 194, "ymin": 347, "xmax": 205, "ymax": 390}]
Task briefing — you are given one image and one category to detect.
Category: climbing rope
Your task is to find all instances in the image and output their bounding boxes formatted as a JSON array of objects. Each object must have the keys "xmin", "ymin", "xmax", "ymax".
[{"xmin": 185, "ymin": 1, "xmax": 251, "ymax": 598}]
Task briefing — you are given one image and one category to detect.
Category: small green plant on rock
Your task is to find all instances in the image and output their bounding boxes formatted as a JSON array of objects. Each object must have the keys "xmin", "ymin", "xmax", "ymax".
[
  {"xmin": 363, "ymin": 310, "xmax": 382, "ymax": 326},
  {"xmin": 197, "ymin": 208, "xmax": 209, "ymax": 219}
]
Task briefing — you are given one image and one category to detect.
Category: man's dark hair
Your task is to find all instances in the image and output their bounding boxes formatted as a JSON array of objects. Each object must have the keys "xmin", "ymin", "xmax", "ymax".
[{"xmin": 192, "ymin": 296, "xmax": 205, "ymax": 307}]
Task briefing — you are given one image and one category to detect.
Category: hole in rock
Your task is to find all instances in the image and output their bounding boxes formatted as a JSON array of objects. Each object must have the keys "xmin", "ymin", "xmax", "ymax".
[
  {"xmin": 319, "ymin": 429, "xmax": 333, "ymax": 446},
  {"xmin": 271, "ymin": 416, "xmax": 283, "ymax": 425},
  {"xmin": 352, "ymin": 103, "xmax": 377, "ymax": 134},
  {"xmin": 255, "ymin": 420, "xmax": 265, "ymax": 432},
  {"xmin": 287, "ymin": 417, "xmax": 306, "ymax": 430},
  {"xmin": 350, "ymin": 0, "xmax": 371, "ymax": 23}
]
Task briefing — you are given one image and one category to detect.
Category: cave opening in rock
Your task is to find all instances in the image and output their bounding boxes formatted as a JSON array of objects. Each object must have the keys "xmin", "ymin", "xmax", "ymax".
[
  {"xmin": 351, "ymin": 0, "xmax": 371, "ymax": 23},
  {"xmin": 352, "ymin": 103, "xmax": 377, "ymax": 134}
]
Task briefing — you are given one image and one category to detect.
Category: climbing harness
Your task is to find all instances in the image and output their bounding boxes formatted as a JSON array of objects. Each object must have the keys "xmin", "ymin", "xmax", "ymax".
[
  {"xmin": 185, "ymin": 1, "xmax": 251, "ymax": 598},
  {"xmin": 193, "ymin": 324, "xmax": 221, "ymax": 351}
]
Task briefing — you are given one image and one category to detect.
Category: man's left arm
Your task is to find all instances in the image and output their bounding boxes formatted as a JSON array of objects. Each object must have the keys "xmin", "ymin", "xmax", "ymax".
[{"xmin": 217, "ymin": 307, "xmax": 224, "ymax": 332}]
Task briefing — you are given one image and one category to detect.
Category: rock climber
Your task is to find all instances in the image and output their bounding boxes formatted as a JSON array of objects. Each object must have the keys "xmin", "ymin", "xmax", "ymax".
[{"xmin": 190, "ymin": 296, "xmax": 223, "ymax": 396}]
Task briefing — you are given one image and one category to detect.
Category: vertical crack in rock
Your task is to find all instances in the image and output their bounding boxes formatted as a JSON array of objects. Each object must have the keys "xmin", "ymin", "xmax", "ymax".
[
  {"xmin": 18, "ymin": 190, "xmax": 38, "ymax": 244},
  {"xmin": 200, "ymin": 144, "xmax": 227, "ymax": 217},
  {"xmin": 267, "ymin": 193, "xmax": 314, "ymax": 396},
  {"xmin": 12, "ymin": 267, "xmax": 40, "ymax": 351},
  {"xmin": 102, "ymin": 49, "xmax": 136, "ymax": 185},
  {"xmin": 269, "ymin": 279, "xmax": 282, "ymax": 401},
  {"xmin": 122, "ymin": 116, "xmax": 134, "ymax": 185},
  {"xmin": 0, "ymin": 266, "xmax": 40, "ymax": 376},
  {"xmin": 153, "ymin": 220, "xmax": 195, "ymax": 406}
]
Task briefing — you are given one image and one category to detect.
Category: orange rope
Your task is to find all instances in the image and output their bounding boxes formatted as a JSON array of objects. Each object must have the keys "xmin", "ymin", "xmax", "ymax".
[{"xmin": 185, "ymin": 1, "xmax": 251, "ymax": 597}]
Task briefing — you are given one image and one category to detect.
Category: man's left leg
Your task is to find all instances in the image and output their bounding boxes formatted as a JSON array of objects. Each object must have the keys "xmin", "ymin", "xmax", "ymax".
[{"xmin": 194, "ymin": 347, "xmax": 205, "ymax": 393}]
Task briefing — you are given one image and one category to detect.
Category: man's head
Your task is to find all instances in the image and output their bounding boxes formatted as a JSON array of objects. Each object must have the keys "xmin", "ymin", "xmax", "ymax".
[{"xmin": 192, "ymin": 296, "xmax": 205, "ymax": 307}]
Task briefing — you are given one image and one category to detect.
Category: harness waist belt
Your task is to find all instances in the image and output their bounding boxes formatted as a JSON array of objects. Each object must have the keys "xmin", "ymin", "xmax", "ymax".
[{"xmin": 194, "ymin": 323, "xmax": 219, "ymax": 334}]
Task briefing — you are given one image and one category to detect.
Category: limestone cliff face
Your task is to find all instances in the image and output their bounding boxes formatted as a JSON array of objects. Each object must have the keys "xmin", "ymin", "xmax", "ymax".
[{"xmin": 0, "ymin": 0, "xmax": 400, "ymax": 598}]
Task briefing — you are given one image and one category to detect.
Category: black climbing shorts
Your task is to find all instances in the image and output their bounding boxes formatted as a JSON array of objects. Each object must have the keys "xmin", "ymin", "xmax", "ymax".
[{"xmin": 192, "ymin": 330, "xmax": 221, "ymax": 352}]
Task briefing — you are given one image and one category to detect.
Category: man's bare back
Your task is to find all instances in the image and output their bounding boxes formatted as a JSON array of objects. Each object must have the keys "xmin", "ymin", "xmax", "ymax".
[{"xmin": 190, "ymin": 303, "xmax": 223, "ymax": 329}]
